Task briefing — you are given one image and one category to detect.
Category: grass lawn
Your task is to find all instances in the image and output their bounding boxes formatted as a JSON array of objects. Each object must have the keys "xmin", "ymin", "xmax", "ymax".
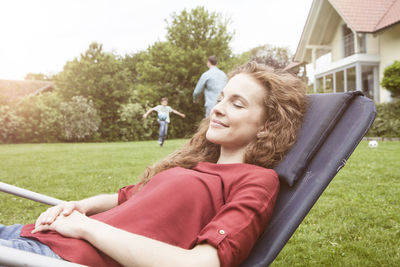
[{"xmin": 0, "ymin": 140, "xmax": 399, "ymax": 266}]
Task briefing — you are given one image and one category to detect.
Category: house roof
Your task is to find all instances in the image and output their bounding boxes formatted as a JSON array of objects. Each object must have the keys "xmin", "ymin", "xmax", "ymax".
[
  {"xmin": 375, "ymin": 0, "xmax": 400, "ymax": 31},
  {"xmin": 329, "ymin": 0, "xmax": 400, "ymax": 32},
  {"xmin": 0, "ymin": 80, "xmax": 54, "ymax": 104},
  {"xmin": 294, "ymin": 0, "xmax": 400, "ymax": 63},
  {"xmin": 283, "ymin": 61, "xmax": 303, "ymax": 71}
]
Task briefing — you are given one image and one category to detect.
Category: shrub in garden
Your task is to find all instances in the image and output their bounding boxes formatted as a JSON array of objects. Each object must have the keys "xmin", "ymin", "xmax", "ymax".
[
  {"xmin": 13, "ymin": 92, "xmax": 63, "ymax": 143},
  {"xmin": 117, "ymin": 102, "xmax": 153, "ymax": 141},
  {"xmin": 60, "ymin": 96, "xmax": 101, "ymax": 141},
  {"xmin": 381, "ymin": 60, "xmax": 400, "ymax": 98},
  {"xmin": 367, "ymin": 99, "xmax": 400, "ymax": 137},
  {"xmin": 36, "ymin": 92, "xmax": 63, "ymax": 142},
  {"xmin": 0, "ymin": 106, "xmax": 22, "ymax": 143}
]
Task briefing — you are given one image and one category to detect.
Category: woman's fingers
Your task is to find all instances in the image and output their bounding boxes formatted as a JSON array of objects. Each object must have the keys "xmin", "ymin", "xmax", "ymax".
[
  {"xmin": 35, "ymin": 203, "xmax": 67, "ymax": 226},
  {"xmin": 61, "ymin": 202, "xmax": 76, "ymax": 216},
  {"xmin": 35, "ymin": 202, "xmax": 83, "ymax": 228},
  {"xmin": 31, "ymin": 223, "xmax": 51, "ymax": 234},
  {"xmin": 35, "ymin": 207, "xmax": 57, "ymax": 227},
  {"xmin": 43, "ymin": 206, "xmax": 62, "ymax": 223},
  {"xmin": 35, "ymin": 212, "xmax": 47, "ymax": 228}
]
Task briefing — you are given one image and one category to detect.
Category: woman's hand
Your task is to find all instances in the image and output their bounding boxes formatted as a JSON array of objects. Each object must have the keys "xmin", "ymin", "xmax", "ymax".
[
  {"xmin": 32, "ymin": 210, "xmax": 89, "ymax": 239},
  {"xmin": 33, "ymin": 210, "xmax": 220, "ymax": 267},
  {"xmin": 34, "ymin": 201, "xmax": 86, "ymax": 228}
]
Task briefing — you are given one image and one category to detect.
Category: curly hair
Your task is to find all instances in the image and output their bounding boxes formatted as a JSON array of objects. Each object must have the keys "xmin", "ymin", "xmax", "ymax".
[{"xmin": 139, "ymin": 61, "xmax": 307, "ymax": 185}]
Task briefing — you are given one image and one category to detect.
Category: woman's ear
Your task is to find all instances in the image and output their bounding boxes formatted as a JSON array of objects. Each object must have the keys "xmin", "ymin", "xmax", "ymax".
[{"xmin": 257, "ymin": 131, "xmax": 265, "ymax": 139}]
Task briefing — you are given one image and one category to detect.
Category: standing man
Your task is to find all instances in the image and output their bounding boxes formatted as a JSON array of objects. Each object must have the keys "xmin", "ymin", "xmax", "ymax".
[{"xmin": 193, "ymin": 55, "xmax": 228, "ymax": 117}]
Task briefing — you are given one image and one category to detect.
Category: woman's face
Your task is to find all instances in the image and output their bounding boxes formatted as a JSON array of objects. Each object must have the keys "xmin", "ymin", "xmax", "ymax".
[{"xmin": 206, "ymin": 73, "xmax": 266, "ymax": 150}]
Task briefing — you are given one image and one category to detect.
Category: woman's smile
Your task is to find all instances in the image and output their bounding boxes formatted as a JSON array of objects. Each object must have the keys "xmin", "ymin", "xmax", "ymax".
[{"xmin": 210, "ymin": 118, "xmax": 228, "ymax": 128}]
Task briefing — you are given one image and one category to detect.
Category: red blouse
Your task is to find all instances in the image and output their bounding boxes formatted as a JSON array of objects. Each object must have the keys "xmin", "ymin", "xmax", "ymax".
[{"xmin": 21, "ymin": 162, "xmax": 279, "ymax": 267}]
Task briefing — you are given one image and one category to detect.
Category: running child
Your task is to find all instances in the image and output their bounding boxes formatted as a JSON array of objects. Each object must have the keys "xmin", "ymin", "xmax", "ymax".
[{"xmin": 143, "ymin": 97, "xmax": 185, "ymax": 146}]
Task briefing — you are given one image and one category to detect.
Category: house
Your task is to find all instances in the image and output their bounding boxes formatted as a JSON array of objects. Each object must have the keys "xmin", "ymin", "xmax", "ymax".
[
  {"xmin": 292, "ymin": 0, "xmax": 400, "ymax": 102},
  {"xmin": 0, "ymin": 80, "xmax": 54, "ymax": 105}
]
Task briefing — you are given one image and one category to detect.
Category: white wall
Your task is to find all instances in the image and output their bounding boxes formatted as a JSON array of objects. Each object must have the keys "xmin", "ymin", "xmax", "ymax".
[{"xmin": 379, "ymin": 23, "xmax": 400, "ymax": 102}]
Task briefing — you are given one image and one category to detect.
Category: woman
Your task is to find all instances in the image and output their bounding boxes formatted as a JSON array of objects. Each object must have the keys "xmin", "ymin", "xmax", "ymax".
[{"xmin": 0, "ymin": 62, "xmax": 306, "ymax": 267}]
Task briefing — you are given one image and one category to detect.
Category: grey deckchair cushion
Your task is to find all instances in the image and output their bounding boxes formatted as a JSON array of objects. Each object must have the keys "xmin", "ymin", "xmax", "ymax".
[
  {"xmin": 240, "ymin": 92, "xmax": 376, "ymax": 267},
  {"xmin": 275, "ymin": 91, "xmax": 363, "ymax": 186}
]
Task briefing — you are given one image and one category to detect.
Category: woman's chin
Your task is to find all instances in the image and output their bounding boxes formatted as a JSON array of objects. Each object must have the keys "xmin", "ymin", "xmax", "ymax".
[{"xmin": 205, "ymin": 132, "xmax": 222, "ymax": 145}]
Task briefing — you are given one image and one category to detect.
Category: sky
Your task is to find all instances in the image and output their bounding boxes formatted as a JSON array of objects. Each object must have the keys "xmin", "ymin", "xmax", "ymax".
[{"xmin": 0, "ymin": 0, "xmax": 313, "ymax": 80}]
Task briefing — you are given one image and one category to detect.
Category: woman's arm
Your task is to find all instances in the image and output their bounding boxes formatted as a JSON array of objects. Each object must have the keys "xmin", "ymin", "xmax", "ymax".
[
  {"xmin": 33, "ymin": 211, "xmax": 220, "ymax": 267},
  {"xmin": 78, "ymin": 193, "xmax": 118, "ymax": 215},
  {"xmin": 35, "ymin": 194, "xmax": 118, "ymax": 227}
]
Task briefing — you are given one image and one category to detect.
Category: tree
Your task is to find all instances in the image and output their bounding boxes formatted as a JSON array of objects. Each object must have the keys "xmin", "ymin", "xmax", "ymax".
[
  {"xmin": 133, "ymin": 7, "xmax": 234, "ymax": 138},
  {"xmin": 122, "ymin": 51, "xmax": 148, "ymax": 85},
  {"xmin": 166, "ymin": 6, "xmax": 233, "ymax": 69},
  {"xmin": 55, "ymin": 42, "xmax": 134, "ymax": 140},
  {"xmin": 244, "ymin": 44, "xmax": 292, "ymax": 69},
  {"xmin": 381, "ymin": 60, "xmax": 400, "ymax": 98},
  {"xmin": 24, "ymin": 73, "xmax": 51, "ymax": 81}
]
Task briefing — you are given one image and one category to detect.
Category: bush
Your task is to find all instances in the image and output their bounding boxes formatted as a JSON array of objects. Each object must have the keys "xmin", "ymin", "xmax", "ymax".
[
  {"xmin": 37, "ymin": 93, "xmax": 64, "ymax": 142},
  {"xmin": 13, "ymin": 92, "xmax": 63, "ymax": 143},
  {"xmin": 367, "ymin": 99, "xmax": 400, "ymax": 137},
  {"xmin": 0, "ymin": 106, "xmax": 22, "ymax": 143},
  {"xmin": 381, "ymin": 60, "xmax": 400, "ymax": 98},
  {"xmin": 117, "ymin": 102, "xmax": 153, "ymax": 141},
  {"xmin": 60, "ymin": 96, "xmax": 101, "ymax": 141}
]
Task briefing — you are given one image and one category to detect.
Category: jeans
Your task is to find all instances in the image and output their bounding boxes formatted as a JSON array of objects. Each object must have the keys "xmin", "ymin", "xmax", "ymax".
[
  {"xmin": 158, "ymin": 120, "xmax": 169, "ymax": 145},
  {"xmin": 0, "ymin": 224, "xmax": 61, "ymax": 259}
]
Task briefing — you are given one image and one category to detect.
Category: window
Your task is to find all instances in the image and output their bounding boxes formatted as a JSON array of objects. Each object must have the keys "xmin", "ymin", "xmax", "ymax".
[
  {"xmin": 362, "ymin": 65, "xmax": 374, "ymax": 99},
  {"xmin": 325, "ymin": 74, "xmax": 333, "ymax": 93},
  {"xmin": 335, "ymin": 71, "xmax": 344, "ymax": 92},
  {"xmin": 316, "ymin": 77, "xmax": 324, "ymax": 93},
  {"xmin": 346, "ymin": 67, "xmax": 356, "ymax": 91},
  {"xmin": 342, "ymin": 25, "xmax": 354, "ymax": 57},
  {"xmin": 358, "ymin": 34, "xmax": 366, "ymax": 53}
]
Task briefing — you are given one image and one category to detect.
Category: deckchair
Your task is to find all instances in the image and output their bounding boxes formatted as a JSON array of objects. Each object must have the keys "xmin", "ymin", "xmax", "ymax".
[{"xmin": 0, "ymin": 92, "xmax": 376, "ymax": 267}]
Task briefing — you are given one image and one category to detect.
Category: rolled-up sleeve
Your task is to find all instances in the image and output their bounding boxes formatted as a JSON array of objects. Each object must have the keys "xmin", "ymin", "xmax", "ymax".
[
  {"xmin": 196, "ymin": 170, "xmax": 279, "ymax": 267},
  {"xmin": 118, "ymin": 183, "xmax": 141, "ymax": 204}
]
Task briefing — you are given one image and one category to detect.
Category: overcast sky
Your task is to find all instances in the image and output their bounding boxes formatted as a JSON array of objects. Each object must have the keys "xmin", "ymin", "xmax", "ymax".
[{"xmin": 0, "ymin": 0, "xmax": 313, "ymax": 80}]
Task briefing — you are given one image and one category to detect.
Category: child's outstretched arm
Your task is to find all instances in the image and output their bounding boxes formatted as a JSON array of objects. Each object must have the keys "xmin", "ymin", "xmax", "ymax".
[
  {"xmin": 143, "ymin": 107, "xmax": 156, "ymax": 118},
  {"xmin": 172, "ymin": 109, "xmax": 185, "ymax": 118}
]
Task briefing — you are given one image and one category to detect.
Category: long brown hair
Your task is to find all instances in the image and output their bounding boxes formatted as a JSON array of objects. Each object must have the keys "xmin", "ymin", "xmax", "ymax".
[{"xmin": 139, "ymin": 61, "xmax": 306, "ymax": 185}]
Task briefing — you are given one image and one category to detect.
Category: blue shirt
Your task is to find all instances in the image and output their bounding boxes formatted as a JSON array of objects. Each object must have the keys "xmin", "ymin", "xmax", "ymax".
[
  {"xmin": 193, "ymin": 66, "xmax": 228, "ymax": 108},
  {"xmin": 154, "ymin": 105, "xmax": 173, "ymax": 123}
]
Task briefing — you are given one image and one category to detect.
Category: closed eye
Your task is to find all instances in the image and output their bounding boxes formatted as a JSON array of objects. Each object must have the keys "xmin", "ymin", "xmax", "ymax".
[
  {"xmin": 232, "ymin": 98, "xmax": 246, "ymax": 108},
  {"xmin": 233, "ymin": 102, "xmax": 244, "ymax": 108}
]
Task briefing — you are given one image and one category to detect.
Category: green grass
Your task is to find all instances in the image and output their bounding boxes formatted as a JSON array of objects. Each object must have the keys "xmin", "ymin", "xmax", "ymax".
[
  {"xmin": 0, "ymin": 139, "xmax": 186, "ymax": 224},
  {"xmin": 273, "ymin": 141, "xmax": 400, "ymax": 266},
  {"xmin": 0, "ymin": 140, "xmax": 399, "ymax": 266}
]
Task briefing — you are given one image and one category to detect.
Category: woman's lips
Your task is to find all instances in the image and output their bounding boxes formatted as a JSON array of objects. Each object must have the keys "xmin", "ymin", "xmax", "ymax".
[{"xmin": 210, "ymin": 118, "xmax": 228, "ymax": 128}]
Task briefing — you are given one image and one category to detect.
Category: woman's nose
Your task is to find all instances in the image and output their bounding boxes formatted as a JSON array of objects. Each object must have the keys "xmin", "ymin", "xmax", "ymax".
[{"xmin": 211, "ymin": 101, "xmax": 225, "ymax": 116}]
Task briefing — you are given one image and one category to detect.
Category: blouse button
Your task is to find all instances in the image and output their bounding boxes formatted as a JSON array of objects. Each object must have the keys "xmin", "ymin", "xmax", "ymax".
[{"xmin": 219, "ymin": 229, "xmax": 225, "ymax": 235}]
